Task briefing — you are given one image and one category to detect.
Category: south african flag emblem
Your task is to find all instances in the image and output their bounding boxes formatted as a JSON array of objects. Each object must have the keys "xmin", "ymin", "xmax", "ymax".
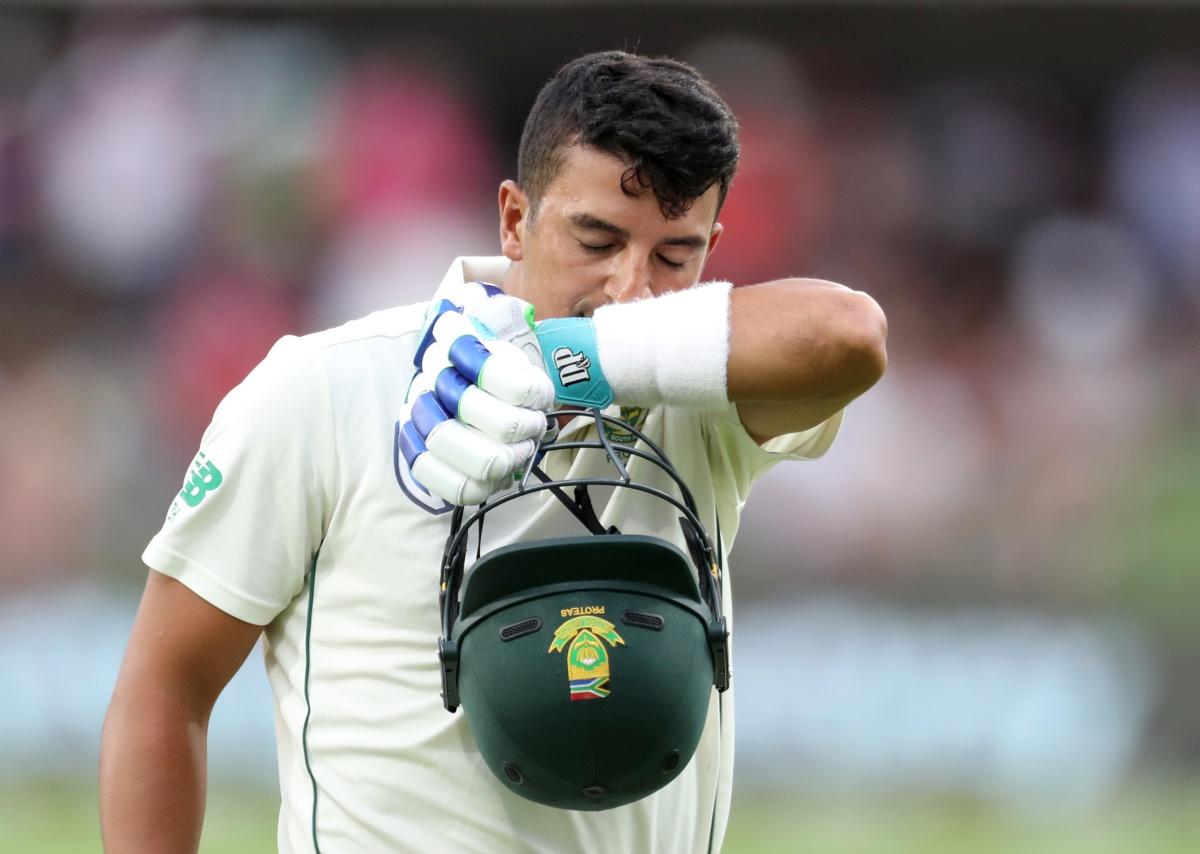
[{"xmin": 569, "ymin": 677, "xmax": 611, "ymax": 701}]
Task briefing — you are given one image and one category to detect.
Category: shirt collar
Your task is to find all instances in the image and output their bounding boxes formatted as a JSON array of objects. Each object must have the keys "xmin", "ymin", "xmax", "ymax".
[{"xmin": 437, "ymin": 256, "xmax": 512, "ymax": 293}]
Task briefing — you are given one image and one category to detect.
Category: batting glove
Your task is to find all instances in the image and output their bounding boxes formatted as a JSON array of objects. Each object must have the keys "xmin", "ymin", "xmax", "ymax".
[{"xmin": 399, "ymin": 283, "xmax": 556, "ymax": 506}]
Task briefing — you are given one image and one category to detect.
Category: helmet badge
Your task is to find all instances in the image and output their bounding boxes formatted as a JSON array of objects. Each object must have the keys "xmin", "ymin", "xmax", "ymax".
[{"xmin": 548, "ymin": 614, "xmax": 626, "ymax": 701}]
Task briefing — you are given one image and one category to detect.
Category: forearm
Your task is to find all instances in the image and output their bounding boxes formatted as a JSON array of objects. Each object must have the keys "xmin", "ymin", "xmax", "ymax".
[
  {"xmin": 727, "ymin": 277, "xmax": 887, "ymax": 438},
  {"xmin": 567, "ymin": 276, "xmax": 884, "ymax": 430},
  {"xmin": 728, "ymin": 278, "xmax": 888, "ymax": 403},
  {"xmin": 100, "ymin": 688, "xmax": 208, "ymax": 853}
]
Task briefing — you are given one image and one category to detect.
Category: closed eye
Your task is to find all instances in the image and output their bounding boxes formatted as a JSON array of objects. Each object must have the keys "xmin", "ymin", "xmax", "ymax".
[
  {"xmin": 658, "ymin": 255, "xmax": 686, "ymax": 269},
  {"xmin": 579, "ymin": 241, "xmax": 613, "ymax": 254}
]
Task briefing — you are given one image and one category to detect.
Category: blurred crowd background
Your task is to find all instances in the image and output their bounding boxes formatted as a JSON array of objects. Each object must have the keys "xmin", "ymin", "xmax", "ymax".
[{"xmin": 1, "ymin": 3, "xmax": 1198, "ymax": 851}]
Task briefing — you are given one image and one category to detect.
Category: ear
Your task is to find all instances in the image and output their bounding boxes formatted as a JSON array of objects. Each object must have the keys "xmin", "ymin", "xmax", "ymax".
[
  {"xmin": 498, "ymin": 180, "xmax": 529, "ymax": 263},
  {"xmin": 705, "ymin": 221, "xmax": 724, "ymax": 258}
]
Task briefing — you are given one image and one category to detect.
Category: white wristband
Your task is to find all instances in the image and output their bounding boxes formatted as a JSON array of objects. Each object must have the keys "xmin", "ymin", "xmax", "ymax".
[{"xmin": 591, "ymin": 281, "xmax": 731, "ymax": 409}]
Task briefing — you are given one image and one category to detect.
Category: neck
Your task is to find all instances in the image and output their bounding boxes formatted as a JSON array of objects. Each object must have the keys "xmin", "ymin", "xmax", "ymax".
[{"xmin": 500, "ymin": 259, "xmax": 525, "ymax": 299}]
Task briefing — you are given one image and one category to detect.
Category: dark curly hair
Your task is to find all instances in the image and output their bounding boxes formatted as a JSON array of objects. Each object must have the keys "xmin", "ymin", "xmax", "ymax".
[{"xmin": 518, "ymin": 51, "xmax": 740, "ymax": 221}]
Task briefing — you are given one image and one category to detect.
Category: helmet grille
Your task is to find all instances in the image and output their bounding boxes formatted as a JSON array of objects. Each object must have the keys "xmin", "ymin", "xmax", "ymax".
[
  {"xmin": 621, "ymin": 611, "xmax": 665, "ymax": 631},
  {"xmin": 499, "ymin": 617, "xmax": 542, "ymax": 642}
]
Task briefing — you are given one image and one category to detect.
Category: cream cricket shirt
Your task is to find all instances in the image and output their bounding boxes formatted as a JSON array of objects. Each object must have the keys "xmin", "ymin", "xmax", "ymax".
[{"xmin": 144, "ymin": 257, "xmax": 842, "ymax": 854}]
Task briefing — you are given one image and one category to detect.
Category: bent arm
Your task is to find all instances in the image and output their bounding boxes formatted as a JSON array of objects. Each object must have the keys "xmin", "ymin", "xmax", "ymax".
[
  {"xmin": 729, "ymin": 278, "xmax": 888, "ymax": 441},
  {"xmin": 100, "ymin": 571, "xmax": 263, "ymax": 854}
]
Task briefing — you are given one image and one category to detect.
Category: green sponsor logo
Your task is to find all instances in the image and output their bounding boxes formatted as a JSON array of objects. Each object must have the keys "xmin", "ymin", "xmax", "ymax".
[
  {"xmin": 180, "ymin": 452, "xmax": 223, "ymax": 508},
  {"xmin": 604, "ymin": 407, "xmax": 649, "ymax": 453}
]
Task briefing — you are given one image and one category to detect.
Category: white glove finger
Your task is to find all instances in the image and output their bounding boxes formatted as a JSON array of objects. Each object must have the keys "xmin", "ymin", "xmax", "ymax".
[
  {"xmin": 431, "ymin": 309, "xmax": 479, "ymax": 345},
  {"xmin": 484, "ymin": 336, "xmax": 543, "ymax": 370},
  {"xmin": 404, "ymin": 367, "xmax": 439, "ymax": 405},
  {"xmin": 426, "ymin": 301, "xmax": 494, "ymax": 373},
  {"xmin": 459, "ymin": 385, "xmax": 549, "ymax": 443},
  {"xmin": 411, "ymin": 453, "xmax": 495, "ymax": 507},
  {"xmin": 408, "ymin": 371, "xmax": 436, "ymax": 401},
  {"xmin": 398, "ymin": 407, "xmax": 489, "ymax": 506},
  {"xmin": 478, "ymin": 346, "xmax": 555, "ymax": 409},
  {"xmin": 425, "ymin": 419, "xmax": 524, "ymax": 483},
  {"xmin": 414, "ymin": 298, "xmax": 464, "ymax": 370},
  {"xmin": 402, "ymin": 394, "xmax": 514, "ymax": 505},
  {"xmin": 512, "ymin": 437, "xmax": 537, "ymax": 472},
  {"xmin": 420, "ymin": 338, "xmax": 451, "ymax": 375},
  {"xmin": 438, "ymin": 331, "xmax": 553, "ymax": 410},
  {"xmin": 426, "ymin": 336, "xmax": 552, "ymax": 410},
  {"xmin": 432, "ymin": 367, "xmax": 549, "ymax": 443}
]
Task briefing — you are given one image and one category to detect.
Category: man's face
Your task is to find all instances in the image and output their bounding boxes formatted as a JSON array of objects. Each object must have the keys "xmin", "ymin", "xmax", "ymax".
[{"xmin": 499, "ymin": 145, "xmax": 723, "ymax": 319}]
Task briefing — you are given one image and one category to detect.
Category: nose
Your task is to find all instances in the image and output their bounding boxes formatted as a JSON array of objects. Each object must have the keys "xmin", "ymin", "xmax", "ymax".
[{"xmin": 603, "ymin": 255, "xmax": 654, "ymax": 303}]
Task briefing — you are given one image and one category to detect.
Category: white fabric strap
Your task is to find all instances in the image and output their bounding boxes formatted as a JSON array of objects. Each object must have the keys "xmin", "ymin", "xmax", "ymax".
[{"xmin": 591, "ymin": 281, "xmax": 732, "ymax": 409}]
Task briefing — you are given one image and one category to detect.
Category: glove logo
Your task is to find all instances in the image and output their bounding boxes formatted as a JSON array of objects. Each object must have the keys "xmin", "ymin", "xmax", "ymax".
[
  {"xmin": 552, "ymin": 347, "xmax": 592, "ymax": 388},
  {"xmin": 548, "ymin": 615, "xmax": 625, "ymax": 701}
]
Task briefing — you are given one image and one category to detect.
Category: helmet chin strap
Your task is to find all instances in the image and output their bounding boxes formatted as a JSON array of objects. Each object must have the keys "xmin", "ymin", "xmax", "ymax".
[
  {"xmin": 528, "ymin": 466, "xmax": 617, "ymax": 536},
  {"xmin": 530, "ymin": 462, "xmax": 725, "ymax": 634}
]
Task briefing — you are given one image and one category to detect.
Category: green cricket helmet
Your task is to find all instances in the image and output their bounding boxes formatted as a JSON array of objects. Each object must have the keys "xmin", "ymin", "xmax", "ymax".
[{"xmin": 437, "ymin": 407, "xmax": 730, "ymax": 812}]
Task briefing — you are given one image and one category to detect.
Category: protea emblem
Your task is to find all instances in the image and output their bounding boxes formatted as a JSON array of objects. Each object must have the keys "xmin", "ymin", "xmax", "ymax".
[{"xmin": 549, "ymin": 615, "xmax": 625, "ymax": 701}]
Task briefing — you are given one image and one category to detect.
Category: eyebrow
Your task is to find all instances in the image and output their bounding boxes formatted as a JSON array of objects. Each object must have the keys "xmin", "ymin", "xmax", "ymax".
[{"xmin": 569, "ymin": 213, "xmax": 707, "ymax": 249}]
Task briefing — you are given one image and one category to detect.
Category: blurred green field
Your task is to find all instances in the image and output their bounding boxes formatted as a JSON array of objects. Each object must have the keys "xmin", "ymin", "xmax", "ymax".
[
  {"xmin": 6, "ymin": 777, "xmax": 1198, "ymax": 853},
  {"xmin": 727, "ymin": 781, "xmax": 1200, "ymax": 854}
]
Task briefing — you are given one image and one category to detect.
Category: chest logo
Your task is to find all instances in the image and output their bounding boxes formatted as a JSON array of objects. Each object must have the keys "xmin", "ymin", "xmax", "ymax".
[
  {"xmin": 603, "ymin": 406, "xmax": 649, "ymax": 457},
  {"xmin": 549, "ymin": 615, "xmax": 625, "ymax": 701}
]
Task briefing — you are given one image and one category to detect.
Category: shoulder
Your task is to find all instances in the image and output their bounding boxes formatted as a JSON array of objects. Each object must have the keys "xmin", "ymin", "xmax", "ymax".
[
  {"xmin": 229, "ymin": 302, "xmax": 429, "ymax": 403},
  {"xmin": 267, "ymin": 304, "xmax": 429, "ymax": 417},
  {"xmin": 206, "ymin": 301, "xmax": 429, "ymax": 439},
  {"xmin": 302, "ymin": 303, "xmax": 430, "ymax": 355}
]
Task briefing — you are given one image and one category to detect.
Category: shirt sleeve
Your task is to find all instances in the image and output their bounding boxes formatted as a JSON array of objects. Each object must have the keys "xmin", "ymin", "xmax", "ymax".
[
  {"xmin": 702, "ymin": 403, "xmax": 843, "ymax": 508},
  {"xmin": 142, "ymin": 334, "xmax": 336, "ymax": 625}
]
